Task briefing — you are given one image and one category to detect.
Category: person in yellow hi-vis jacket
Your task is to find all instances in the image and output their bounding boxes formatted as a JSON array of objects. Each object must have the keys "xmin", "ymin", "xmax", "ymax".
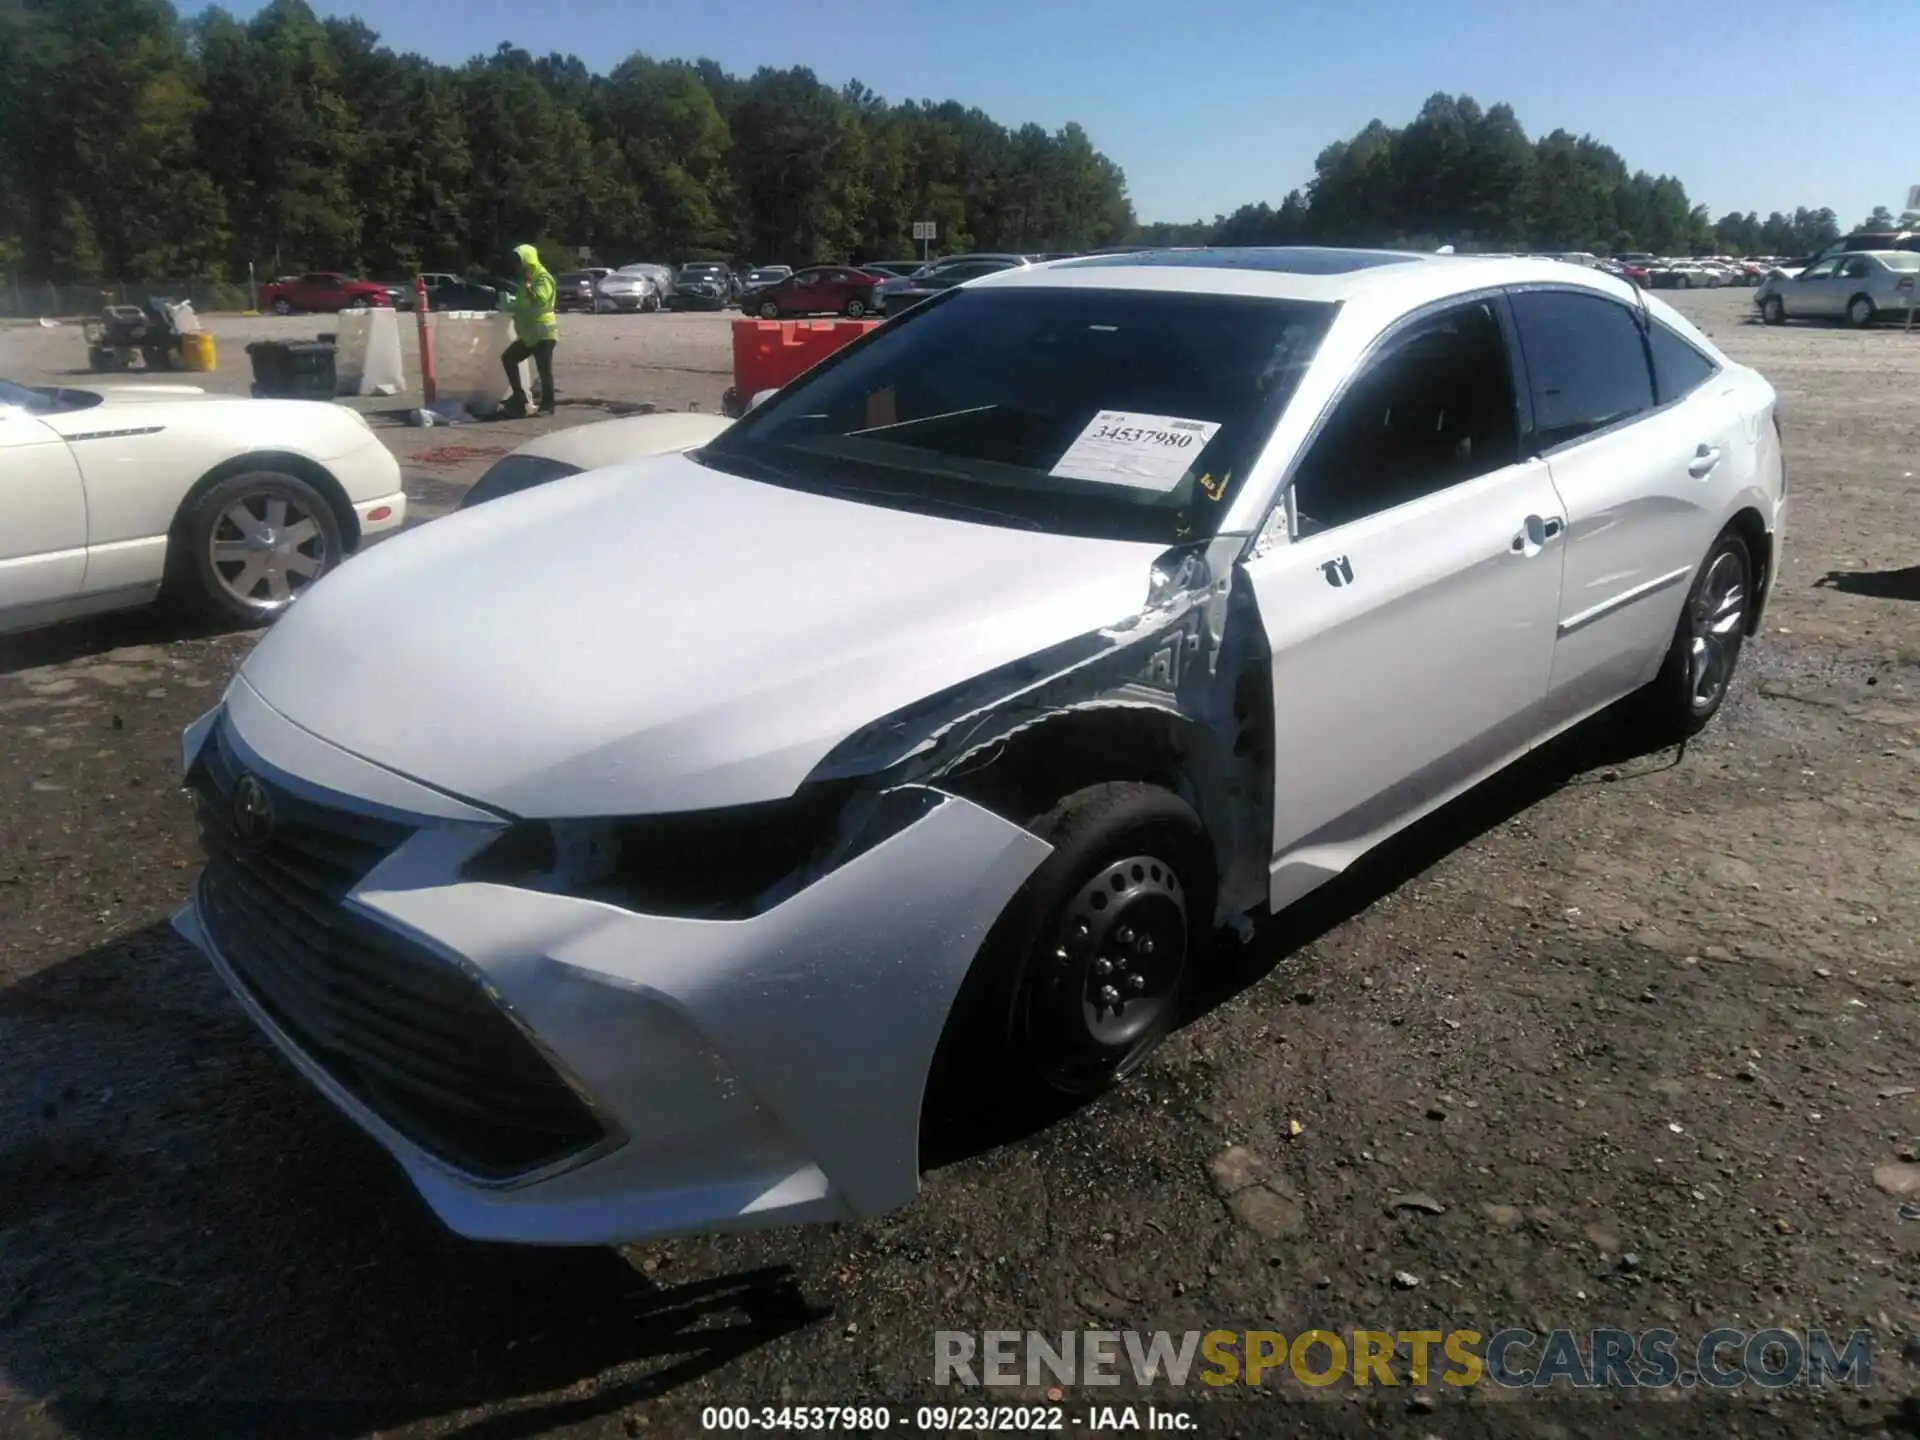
[{"xmin": 501, "ymin": 243, "xmax": 559, "ymax": 417}]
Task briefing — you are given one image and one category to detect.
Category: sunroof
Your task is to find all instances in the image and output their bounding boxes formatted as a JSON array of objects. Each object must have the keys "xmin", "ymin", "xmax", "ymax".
[{"xmin": 1055, "ymin": 246, "xmax": 1425, "ymax": 275}]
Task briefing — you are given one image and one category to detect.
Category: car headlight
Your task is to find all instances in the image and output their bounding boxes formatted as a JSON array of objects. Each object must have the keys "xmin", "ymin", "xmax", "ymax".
[
  {"xmin": 462, "ymin": 784, "xmax": 941, "ymax": 918},
  {"xmin": 459, "ymin": 454, "xmax": 586, "ymax": 510}
]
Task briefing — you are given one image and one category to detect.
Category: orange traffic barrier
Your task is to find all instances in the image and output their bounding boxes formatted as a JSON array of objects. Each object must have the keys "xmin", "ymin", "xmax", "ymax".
[{"xmin": 731, "ymin": 318, "xmax": 879, "ymax": 405}]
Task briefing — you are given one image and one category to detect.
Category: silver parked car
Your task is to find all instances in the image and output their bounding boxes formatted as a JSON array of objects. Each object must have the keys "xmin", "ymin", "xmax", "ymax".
[
  {"xmin": 1756, "ymin": 250, "xmax": 1920, "ymax": 327},
  {"xmin": 175, "ymin": 248, "xmax": 1784, "ymax": 1246},
  {"xmin": 594, "ymin": 264, "xmax": 671, "ymax": 313}
]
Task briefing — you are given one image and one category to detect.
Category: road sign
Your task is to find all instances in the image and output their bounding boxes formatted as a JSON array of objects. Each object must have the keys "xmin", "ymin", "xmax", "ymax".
[
  {"xmin": 1908, "ymin": 184, "xmax": 1920, "ymax": 213},
  {"xmin": 912, "ymin": 221, "xmax": 936, "ymax": 240}
]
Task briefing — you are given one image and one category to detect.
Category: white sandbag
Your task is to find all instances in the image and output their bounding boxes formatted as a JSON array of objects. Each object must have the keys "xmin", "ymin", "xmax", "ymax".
[
  {"xmin": 333, "ymin": 307, "xmax": 406, "ymax": 397},
  {"xmin": 429, "ymin": 311, "xmax": 526, "ymax": 417}
]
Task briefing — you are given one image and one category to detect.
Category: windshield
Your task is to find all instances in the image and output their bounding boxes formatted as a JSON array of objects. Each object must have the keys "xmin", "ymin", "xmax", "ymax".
[
  {"xmin": 700, "ymin": 285, "xmax": 1336, "ymax": 543},
  {"xmin": 681, "ymin": 264, "xmax": 726, "ymax": 277},
  {"xmin": 0, "ymin": 380, "xmax": 101, "ymax": 415}
]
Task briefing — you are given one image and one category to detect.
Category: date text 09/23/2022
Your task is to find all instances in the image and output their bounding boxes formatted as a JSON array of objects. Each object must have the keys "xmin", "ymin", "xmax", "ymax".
[{"xmin": 700, "ymin": 1405, "xmax": 1193, "ymax": 1431}]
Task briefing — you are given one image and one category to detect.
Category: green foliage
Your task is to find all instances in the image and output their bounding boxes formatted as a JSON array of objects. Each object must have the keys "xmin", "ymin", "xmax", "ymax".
[
  {"xmin": 1162, "ymin": 91, "xmax": 1842, "ymax": 258},
  {"xmin": 0, "ymin": 0, "xmax": 1137, "ymax": 280},
  {"xmin": 0, "ymin": 14, "xmax": 1853, "ymax": 286}
]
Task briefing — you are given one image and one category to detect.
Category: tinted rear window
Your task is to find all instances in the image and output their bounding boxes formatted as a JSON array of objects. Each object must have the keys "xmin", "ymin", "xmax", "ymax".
[
  {"xmin": 701, "ymin": 286, "xmax": 1335, "ymax": 543},
  {"xmin": 1647, "ymin": 321, "xmax": 1718, "ymax": 405},
  {"xmin": 1509, "ymin": 290, "xmax": 1655, "ymax": 449}
]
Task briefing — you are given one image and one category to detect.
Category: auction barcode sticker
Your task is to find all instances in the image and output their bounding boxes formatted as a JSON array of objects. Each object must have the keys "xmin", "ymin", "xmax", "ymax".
[{"xmin": 1050, "ymin": 410, "xmax": 1222, "ymax": 492}]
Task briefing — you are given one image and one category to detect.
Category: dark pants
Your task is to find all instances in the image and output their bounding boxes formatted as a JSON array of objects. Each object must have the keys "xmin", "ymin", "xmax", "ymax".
[{"xmin": 502, "ymin": 338, "xmax": 556, "ymax": 409}]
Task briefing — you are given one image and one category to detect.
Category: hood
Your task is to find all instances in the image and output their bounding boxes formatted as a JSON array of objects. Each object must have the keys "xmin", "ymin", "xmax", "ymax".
[{"xmin": 238, "ymin": 455, "xmax": 1165, "ymax": 819}]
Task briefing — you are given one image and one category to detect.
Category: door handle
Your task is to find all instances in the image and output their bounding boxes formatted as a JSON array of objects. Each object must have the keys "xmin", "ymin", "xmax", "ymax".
[
  {"xmin": 1688, "ymin": 443, "xmax": 1722, "ymax": 478},
  {"xmin": 1511, "ymin": 514, "xmax": 1559, "ymax": 556}
]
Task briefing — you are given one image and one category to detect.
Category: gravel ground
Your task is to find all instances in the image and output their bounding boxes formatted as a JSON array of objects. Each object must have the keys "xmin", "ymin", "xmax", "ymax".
[{"xmin": 1, "ymin": 288, "xmax": 1917, "ymax": 1439}]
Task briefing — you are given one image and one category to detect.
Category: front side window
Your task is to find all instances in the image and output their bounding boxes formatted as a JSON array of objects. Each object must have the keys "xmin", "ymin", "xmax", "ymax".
[
  {"xmin": 1648, "ymin": 321, "xmax": 1719, "ymax": 405},
  {"xmin": 1800, "ymin": 259, "xmax": 1840, "ymax": 280},
  {"xmin": 1837, "ymin": 256, "xmax": 1873, "ymax": 280},
  {"xmin": 700, "ymin": 286, "xmax": 1336, "ymax": 543},
  {"xmin": 1507, "ymin": 289, "xmax": 1655, "ymax": 451},
  {"xmin": 1289, "ymin": 300, "xmax": 1519, "ymax": 533}
]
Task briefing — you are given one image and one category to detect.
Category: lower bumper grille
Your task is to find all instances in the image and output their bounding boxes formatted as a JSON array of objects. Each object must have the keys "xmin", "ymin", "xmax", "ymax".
[{"xmin": 190, "ymin": 725, "xmax": 605, "ymax": 1181}]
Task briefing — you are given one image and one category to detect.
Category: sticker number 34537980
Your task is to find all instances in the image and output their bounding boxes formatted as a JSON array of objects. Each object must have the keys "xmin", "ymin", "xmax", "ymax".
[{"xmin": 1050, "ymin": 409, "xmax": 1223, "ymax": 493}]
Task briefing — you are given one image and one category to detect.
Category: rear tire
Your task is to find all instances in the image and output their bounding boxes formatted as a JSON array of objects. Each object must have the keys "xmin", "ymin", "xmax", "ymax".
[
  {"xmin": 166, "ymin": 470, "xmax": 344, "ymax": 628},
  {"xmin": 271, "ymin": 299, "xmax": 294, "ymax": 316},
  {"xmin": 1631, "ymin": 528, "xmax": 1752, "ymax": 743},
  {"xmin": 1845, "ymin": 294, "xmax": 1876, "ymax": 328},
  {"xmin": 844, "ymin": 298, "xmax": 868, "ymax": 318},
  {"xmin": 930, "ymin": 783, "xmax": 1213, "ymax": 1109}
]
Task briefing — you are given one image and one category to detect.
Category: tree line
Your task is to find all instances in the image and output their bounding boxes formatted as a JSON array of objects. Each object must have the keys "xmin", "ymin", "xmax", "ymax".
[
  {"xmin": 1143, "ymin": 94, "xmax": 1874, "ymax": 259},
  {"xmin": 0, "ymin": 1, "xmax": 1884, "ymax": 287}
]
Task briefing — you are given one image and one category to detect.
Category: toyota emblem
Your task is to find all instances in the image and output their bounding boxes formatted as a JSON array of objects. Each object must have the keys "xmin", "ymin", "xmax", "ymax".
[{"xmin": 231, "ymin": 773, "xmax": 276, "ymax": 849}]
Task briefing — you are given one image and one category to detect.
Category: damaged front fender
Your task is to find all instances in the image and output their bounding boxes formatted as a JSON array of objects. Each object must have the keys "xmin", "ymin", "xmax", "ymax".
[{"xmin": 805, "ymin": 536, "xmax": 1276, "ymax": 923}]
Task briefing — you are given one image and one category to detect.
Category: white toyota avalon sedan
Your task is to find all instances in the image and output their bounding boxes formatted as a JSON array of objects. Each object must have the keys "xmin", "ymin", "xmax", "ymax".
[{"xmin": 175, "ymin": 248, "xmax": 1785, "ymax": 1245}]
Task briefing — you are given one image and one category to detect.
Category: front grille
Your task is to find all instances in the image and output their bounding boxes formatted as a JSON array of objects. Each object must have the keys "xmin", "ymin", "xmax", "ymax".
[{"xmin": 190, "ymin": 724, "xmax": 605, "ymax": 1181}]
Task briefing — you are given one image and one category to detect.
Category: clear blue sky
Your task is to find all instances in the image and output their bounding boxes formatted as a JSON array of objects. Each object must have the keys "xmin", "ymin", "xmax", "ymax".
[{"xmin": 233, "ymin": 0, "xmax": 1902, "ymax": 230}]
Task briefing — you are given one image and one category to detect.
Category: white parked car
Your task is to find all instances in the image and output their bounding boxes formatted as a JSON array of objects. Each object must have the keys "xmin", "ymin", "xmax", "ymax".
[
  {"xmin": 459, "ymin": 410, "xmax": 733, "ymax": 508},
  {"xmin": 174, "ymin": 248, "xmax": 1785, "ymax": 1245},
  {"xmin": 1, "ymin": 380, "xmax": 405, "ymax": 633}
]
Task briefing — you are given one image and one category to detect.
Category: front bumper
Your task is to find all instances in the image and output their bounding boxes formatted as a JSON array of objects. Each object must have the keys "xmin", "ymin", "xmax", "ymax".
[
  {"xmin": 173, "ymin": 681, "xmax": 1050, "ymax": 1245},
  {"xmin": 354, "ymin": 490, "xmax": 407, "ymax": 545}
]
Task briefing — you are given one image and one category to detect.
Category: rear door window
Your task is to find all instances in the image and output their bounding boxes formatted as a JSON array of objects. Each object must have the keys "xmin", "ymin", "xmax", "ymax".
[
  {"xmin": 1647, "ymin": 322, "xmax": 1719, "ymax": 405},
  {"xmin": 1507, "ymin": 289, "xmax": 1656, "ymax": 451}
]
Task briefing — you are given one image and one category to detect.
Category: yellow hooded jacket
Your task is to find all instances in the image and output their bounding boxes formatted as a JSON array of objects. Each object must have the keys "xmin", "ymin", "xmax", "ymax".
[{"xmin": 511, "ymin": 243, "xmax": 559, "ymax": 344}]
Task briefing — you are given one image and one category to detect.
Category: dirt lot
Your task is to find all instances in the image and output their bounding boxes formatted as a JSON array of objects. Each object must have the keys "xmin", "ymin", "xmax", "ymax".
[{"xmin": 1, "ymin": 288, "xmax": 1916, "ymax": 1439}]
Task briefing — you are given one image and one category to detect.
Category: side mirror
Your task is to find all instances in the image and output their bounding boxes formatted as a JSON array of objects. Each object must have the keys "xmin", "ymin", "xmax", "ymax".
[{"xmin": 749, "ymin": 388, "xmax": 778, "ymax": 411}]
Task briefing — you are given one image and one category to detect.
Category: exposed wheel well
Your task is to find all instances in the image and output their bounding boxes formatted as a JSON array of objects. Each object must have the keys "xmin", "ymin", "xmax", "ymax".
[
  {"xmin": 937, "ymin": 707, "xmax": 1206, "ymax": 821},
  {"xmin": 1724, "ymin": 506, "xmax": 1771, "ymax": 635},
  {"xmin": 168, "ymin": 451, "xmax": 360, "ymax": 558}
]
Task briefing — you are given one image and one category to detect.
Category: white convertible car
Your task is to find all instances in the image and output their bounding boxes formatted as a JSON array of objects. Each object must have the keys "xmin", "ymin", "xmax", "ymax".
[
  {"xmin": 174, "ymin": 248, "xmax": 1785, "ymax": 1246},
  {"xmin": 1, "ymin": 380, "xmax": 406, "ymax": 634}
]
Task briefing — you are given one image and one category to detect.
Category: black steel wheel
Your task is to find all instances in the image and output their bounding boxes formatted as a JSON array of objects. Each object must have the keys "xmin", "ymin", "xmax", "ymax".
[{"xmin": 930, "ymin": 782, "xmax": 1213, "ymax": 1115}]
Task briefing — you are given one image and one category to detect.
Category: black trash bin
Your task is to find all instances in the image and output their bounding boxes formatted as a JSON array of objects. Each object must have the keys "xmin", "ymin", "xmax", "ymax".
[{"xmin": 246, "ymin": 339, "xmax": 337, "ymax": 400}]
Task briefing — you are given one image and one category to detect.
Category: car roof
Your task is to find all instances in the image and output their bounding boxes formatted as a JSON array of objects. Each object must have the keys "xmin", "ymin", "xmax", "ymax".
[{"xmin": 974, "ymin": 245, "xmax": 1647, "ymax": 313}]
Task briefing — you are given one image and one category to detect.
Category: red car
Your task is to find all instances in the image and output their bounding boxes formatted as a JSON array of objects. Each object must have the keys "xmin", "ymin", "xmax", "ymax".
[
  {"xmin": 741, "ymin": 265, "xmax": 888, "ymax": 319},
  {"xmin": 260, "ymin": 272, "xmax": 397, "ymax": 315}
]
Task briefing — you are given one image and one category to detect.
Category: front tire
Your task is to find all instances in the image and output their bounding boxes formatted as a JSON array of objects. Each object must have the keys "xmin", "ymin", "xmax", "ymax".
[
  {"xmin": 271, "ymin": 298, "xmax": 295, "ymax": 316},
  {"xmin": 167, "ymin": 470, "xmax": 344, "ymax": 627},
  {"xmin": 937, "ymin": 783, "xmax": 1212, "ymax": 1105},
  {"xmin": 1761, "ymin": 296, "xmax": 1786, "ymax": 325},
  {"xmin": 1845, "ymin": 294, "xmax": 1875, "ymax": 328},
  {"xmin": 757, "ymin": 300, "xmax": 780, "ymax": 319},
  {"xmin": 347, "ymin": 297, "xmax": 370, "ymax": 310},
  {"xmin": 1633, "ymin": 529, "xmax": 1752, "ymax": 742}
]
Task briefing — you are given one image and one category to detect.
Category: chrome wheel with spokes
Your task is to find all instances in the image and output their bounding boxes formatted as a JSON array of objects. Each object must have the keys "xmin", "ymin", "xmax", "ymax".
[
  {"xmin": 171, "ymin": 470, "xmax": 345, "ymax": 627},
  {"xmin": 210, "ymin": 492, "xmax": 331, "ymax": 610},
  {"xmin": 1635, "ymin": 528, "xmax": 1753, "ymax": 741},
  {"xmin": 1687, "ymin": 548, "xmax": 1746, "ymax": 714}
]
